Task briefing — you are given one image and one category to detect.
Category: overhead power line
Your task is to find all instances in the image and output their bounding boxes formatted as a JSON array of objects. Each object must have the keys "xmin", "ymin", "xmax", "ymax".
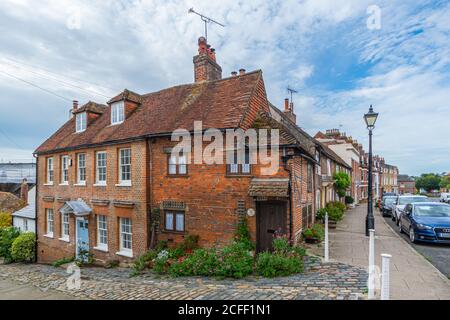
[
  {"xmin": 0, "ymin": 69, "xmax": 72, "ymax": 102},
  {"xmin": 3, "ymin": 56, "xmax": 117, "ymax": 93}
]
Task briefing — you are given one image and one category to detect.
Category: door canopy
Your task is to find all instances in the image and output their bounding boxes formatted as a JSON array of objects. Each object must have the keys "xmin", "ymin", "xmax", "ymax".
[{"xmin": 60, "ymin": 200, "xmax": 92, "ymax": 217}]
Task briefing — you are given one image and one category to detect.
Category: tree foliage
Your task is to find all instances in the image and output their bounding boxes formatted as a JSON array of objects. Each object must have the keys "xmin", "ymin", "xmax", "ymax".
[
  {"xmin": 415, "ymin": 173, "xmax": 442, "ymax": 192},
  {"xmin": 333, "ymin": 172, "xmax": 351, "ymax": 198}
]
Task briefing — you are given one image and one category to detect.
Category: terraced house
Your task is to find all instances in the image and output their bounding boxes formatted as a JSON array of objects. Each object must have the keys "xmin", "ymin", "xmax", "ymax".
[{"xmin": 34, "ymin": 37, "xmax": 319, "ymax": 264}]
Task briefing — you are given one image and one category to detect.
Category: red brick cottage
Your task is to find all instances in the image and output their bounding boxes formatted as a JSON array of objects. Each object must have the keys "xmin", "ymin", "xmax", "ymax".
[{"xmin": 34, "ymin": 37, "xmax": 318, "ymax": 264}]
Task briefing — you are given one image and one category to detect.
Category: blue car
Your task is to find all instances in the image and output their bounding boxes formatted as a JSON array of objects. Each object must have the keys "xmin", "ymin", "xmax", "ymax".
[{"xmin": 398, "ymin": 202, "xmax": 450, "ymax": 244}]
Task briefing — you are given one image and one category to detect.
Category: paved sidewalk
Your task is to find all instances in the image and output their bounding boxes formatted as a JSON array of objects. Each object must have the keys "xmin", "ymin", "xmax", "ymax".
[
  {"xmin": 0, "ymin": 278, "xmax": 73, "ymax": 300},
  {"xmin": 328, "ymin": 204, "xmax": 450, "ymax": 300}
]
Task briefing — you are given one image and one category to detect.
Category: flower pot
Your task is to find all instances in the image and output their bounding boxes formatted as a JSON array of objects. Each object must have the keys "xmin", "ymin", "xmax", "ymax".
[
  {"xmin": 328, "ymin": 220, "xmax": 337, "ymax": 229},
  {"xmin": 304, "ymin": 237, "xmax": 319, "ymax": 244}
]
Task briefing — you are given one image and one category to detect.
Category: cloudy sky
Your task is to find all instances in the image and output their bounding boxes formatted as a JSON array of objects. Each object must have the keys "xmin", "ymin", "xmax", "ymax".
[{"xmin": 0, "ymin": 0, "xmax": 449, "ymax": 175}]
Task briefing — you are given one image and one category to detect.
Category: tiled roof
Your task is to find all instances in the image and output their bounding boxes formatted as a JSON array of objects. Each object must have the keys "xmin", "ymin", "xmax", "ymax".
[
  {"xmin": 248, "ymin": 178, "xmax": 289, "ymax": 197},
  {"xmin": 268, "ymin": 104, "xmax": 316, "ymax": 158},
  {"xmin": 315, "ymin": 140, "xmax": 351, "ymax": 170},
  {"xmin": 73, "ymin": 101, "xmax": 107, "ymax": 115},
  {"xmin": 0, "ymin": 192, "xmax": 25, "ymax": 213},
  {"xmin": 12, "ymin": 187, "xmax": 35, "ymax": 219},
  {"xmin": 35, "ymin": 71, "xmax": 263, "ymax": 154}
]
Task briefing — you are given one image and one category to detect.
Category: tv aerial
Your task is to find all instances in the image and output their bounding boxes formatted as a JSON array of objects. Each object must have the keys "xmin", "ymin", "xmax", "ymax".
[
  {"xmin": 188, "ymin": 8, "xmax": 225, "ymax": 43},
  {"xmin": 287, "ymin": 86, "xmax": 298, "ymax": 103}
]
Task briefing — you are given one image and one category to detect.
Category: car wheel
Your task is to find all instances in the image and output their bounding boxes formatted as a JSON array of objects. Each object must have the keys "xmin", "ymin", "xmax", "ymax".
[
  {"xmin": 409, "ymin": 228, "xmax": 416, "ymax": 243},
  {"xmin": 398, "ymin": 220, "xmax": 403, "ymax": 233}
]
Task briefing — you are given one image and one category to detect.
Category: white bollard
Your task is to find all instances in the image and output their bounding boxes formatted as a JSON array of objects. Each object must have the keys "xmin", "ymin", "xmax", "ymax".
[
  {"xmin": 368, "ymin": 229, "xmax": 376, "ymax": 299},
  {"xmin": 324, "ymin": 212, "xmax": 329, "ymax": 262},
  {"xmin": 380, "ymin": 253, "xmax": 392, "ymax": 300}
]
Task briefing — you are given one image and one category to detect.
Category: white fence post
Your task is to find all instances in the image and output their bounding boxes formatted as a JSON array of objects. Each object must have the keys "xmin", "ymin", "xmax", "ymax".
[
  {"xmin": 324, "ymin": 212, "xmax": 329, "ymax": 262},
  {"xmin": 368, "ymin": 229, "xmax": 375, "ymax": 299},
  {"xmin": 380, "ymin": 253, "xmax": 392, "ymax": 300}
]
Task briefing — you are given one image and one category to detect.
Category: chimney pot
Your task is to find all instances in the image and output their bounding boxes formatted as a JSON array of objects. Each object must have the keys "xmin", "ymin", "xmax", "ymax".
[
  {"xmin": 239, "ymin": 68, "xmax": 246, "ymax": 75},
  {"xmin": 73, "ymin": 100, "xmax": 78, "ymax": 110},
  {"xmin": 231, "ymin": 71, "xmax": 238, "ymax": 77},
  {"xmin": 284, "ymin": 98, "xmax": 289, "ymax": 111}
]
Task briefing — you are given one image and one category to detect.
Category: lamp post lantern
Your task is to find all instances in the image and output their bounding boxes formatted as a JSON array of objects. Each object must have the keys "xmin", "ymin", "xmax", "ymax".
[{"xmin": 364, "ymin": 105, "xmax": 378, "ymax": 236}]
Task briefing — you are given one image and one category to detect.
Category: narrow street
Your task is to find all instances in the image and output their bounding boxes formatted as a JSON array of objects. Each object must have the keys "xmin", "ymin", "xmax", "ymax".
[
  {"xmin": 329, "ymin": 204, "xmax": 450, "ymax": 300},
  {"xmin": 381, "ymin": 209, "xmax": 450, "ymax": 279}
]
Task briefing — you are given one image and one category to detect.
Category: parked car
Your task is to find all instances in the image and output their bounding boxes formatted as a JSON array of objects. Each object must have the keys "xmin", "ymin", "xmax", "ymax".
[
  {"xmin": 444, "ymin": 194, "xmax": 450, "ymax": 204},
  {"xmin": 398, "ymin": 202, "xmax": 450, "ymax": 244},
  {"xmin": 392, "ymin": 195, "xmax": 428, "ymax": 225},
  {"xmin": 383, "ymin": 192, "xmax": 397, "ymax": 197},
  {"xmin": 380, "ymin": 196, "xmax": 397, "ymax": 217},
  {"xmin": 440, "ymin": 193, "xmax": 450, "ymax": 203}
]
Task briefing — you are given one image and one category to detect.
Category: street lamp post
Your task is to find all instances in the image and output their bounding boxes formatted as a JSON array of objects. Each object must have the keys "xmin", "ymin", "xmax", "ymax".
[{"xmin": 364, "ymin": 105, "xmax": 379, "ymax": 236}]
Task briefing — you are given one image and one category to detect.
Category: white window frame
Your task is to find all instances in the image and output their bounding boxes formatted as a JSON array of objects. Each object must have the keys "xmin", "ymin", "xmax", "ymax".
[
  {"xmin": 76, "ymin": 112, "xmax": 87, "ymax": 132},
  {"xmin": 61, "ymin": 155, "xmax": 69, "ymax": 184},
  {"xmin": 46, "ymin": 157, "xmax": 54, "ymax": 184},
  {"xmin": 77, "ymin": 153, "xmax": 86, "ymax": 185},
  {"xmin": 117, "ymin": 217, "xmax": 132, "ymax": 257},
  {"xmin": 60, "ymin": 212, "xmax": 70, "ymax": 241},
  {"xmin": 111, "ymin": 101, "xmax": 125, "ymax": 125},
  {"xmin": 46, "ymin": 209, "xmax": 54, "ymax": 237},
  {"xmin": 23, "ymin": 219, "xmax": 28, "ymax": 232},
  {"xmin": 95, "ymin": 215, "xmax": 108, "ymax": 251},
  {"xmin": 95, "ymin": 151, "xmax": 107, "ymax": 185},
  {"xmin": 118, "ymin": 148, "xmax": 131, "ymax": 185}
]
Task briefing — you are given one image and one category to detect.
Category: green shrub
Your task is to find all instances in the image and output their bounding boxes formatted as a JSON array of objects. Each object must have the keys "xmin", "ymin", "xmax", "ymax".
[
  {"xmin": 0, "ymin": 212, "xmax": 12, "ymax": 228},
  {"xmin": 130, "ymin": 250, "xmax": 157, "ymax": 276},
  {"xmin": 153, "ymin": 250, "xmax": 170, "ymax": 274},
  {"xmin": 334, "ymin": 172, "xmax": 351, "ymax": 198},
  {"xmin": 75, "ymin": 249, "xmax": 94, "ymax": 266},
  {"xmin": 105, "ymin": 259, "xmax": 120, "ymax": 269},
  {"xmin": 316, "ymin": 208, "xmax": 327, "ymax": 221},
  {"xmin": 256, "ymin": 252, "xmax": 303, "ymax": 277},
  {"xmin": 52, "ymin": 256, "xmax": 75, "ymax": 267},
  {"xmin": 345, "ymin": 196, "xmax": 354, "ymax": 204},
  {"xmin": 235, "ymin": 217, "xmax": 255, "ymax": 251},
  {"xmin": 11, "ymin": 232, "xmax": 35, "ymax": 262},
  {"xmin": 216, "ymin": 242, "xmax": 254, "ymax": 279},
  {"xmin": 169, "ymin": 245, "xmax": 185, "ymax": 259},
  {"xmin": 302, "ymin": 224, "xmax": 325, "ymax": 241},
  {"xmin": 155, "ymin": 240, "xmax": 168, "ymax": 251},
  {"xmin": 273, "ymin": 237, "xmax": 290, "ymax": 254},
  {"xmin": 182, "ymin": 235, "xmax": 200, "ymax": 251},
  {"xmin": 326, "ymin": 201, "xmax": 345, "ymax": 221},
  {"xmin": 169, "ymin": 248, "xmax": 219, "ymax": 277},
  {"xmin": 0, "ymin": 227, "xmax": 21, "ymax": 263}
]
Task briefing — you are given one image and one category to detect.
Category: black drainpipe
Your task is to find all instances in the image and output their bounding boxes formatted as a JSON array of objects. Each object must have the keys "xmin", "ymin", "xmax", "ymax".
[{"xmin": 282, "ymin": 153, "xmax": 294, "ymax": 243}]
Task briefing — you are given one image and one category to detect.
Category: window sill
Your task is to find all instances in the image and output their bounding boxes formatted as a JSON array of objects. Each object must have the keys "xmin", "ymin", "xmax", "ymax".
[
  {"xmin": 115, "ymin": 182, "xmax": 132, "ymax": 187},
  {"xmin": 116, "ymin": 250, "xmax": 133, "ymax": 258},
  {"xmin": 43, "ymin": 183, "xmax": 54, "ymax": 186},
  {"xmin": 225, "ymin": 174, "xmax": 253, "ymax": 178},
  {"xmin": 166, "ymin": 175, "xmax": 189, "ymax": 178},
  {"xmin": 59, "ymin": 182, "xmax": 69, "ymax": 186},
  {"xmin": 109, "ymin": 121, "xmax": 124, "ymax": 127},
  {"xmin": 161, "ymin": 230, "xmax": 185, "ymax": 235},
  {"xmin": 93, "ymin": 246, "xmax": 108, "ymax": 253},
  {"xmin": 59, "ymin": 237, "xmax": 70, "ymax": 243},
  {"xmin": 74, "ymin": 182, "xmax": 86, "ymax": 186},
  {"xmin": 43, "ymin": 233, "xmax": 54, "ymax": 239},
  {"xmin": 93, "ymin": 183, "xmax": 107, "ymax": 187}
]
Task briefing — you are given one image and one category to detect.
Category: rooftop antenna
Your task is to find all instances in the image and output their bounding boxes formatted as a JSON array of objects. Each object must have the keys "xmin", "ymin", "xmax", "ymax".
[
  {"xmin": 287, "ymin": 86, "xmax": 298, "ymax": 103},
  {"xmin": 188, "ymin": 8, "xmax": 225, "ymax": 43}
]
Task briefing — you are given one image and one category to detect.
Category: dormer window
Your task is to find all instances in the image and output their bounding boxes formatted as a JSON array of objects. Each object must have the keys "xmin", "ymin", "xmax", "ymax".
[
  {"xmin": 111, "ymin": 101, "xmax": 125, "ymax": 125},
  {"xmin": 76, "ymin": 112, "xmax": 86, "ymax": 132}
]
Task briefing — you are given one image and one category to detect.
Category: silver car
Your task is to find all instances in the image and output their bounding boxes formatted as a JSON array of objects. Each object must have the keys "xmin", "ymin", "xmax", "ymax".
[{"xmin": 392, "ymin": 195, "xmax": 428, "ymax": 225}]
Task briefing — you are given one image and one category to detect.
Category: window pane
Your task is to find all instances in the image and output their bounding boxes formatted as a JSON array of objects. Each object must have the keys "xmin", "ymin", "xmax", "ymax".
[
  {"xmin": 178, "ymin": 164, "xmax": 187, "ymax": 174},
  {"xmin": 168, "ymin": 164, "xmax": 177, "ymax": 175},
  {"xmin": 175, "ymin": 213, "xmax": 184, "ymax": 231},
  {"xmin": 120, "ymin": 218, "xmax": 132, "ymax": 251},
  {"xmin": 165, "ymin": 213, "xmax": 174, "ymax": 230},
  {"xmin": 230, "ymin": 164, "xmax": 238, "ymax": 173},
  {"xmin": 120, "ymin": 149, "xmax": 131, "ymax": 182},
  {"xmin": 242, "ymin": 164, "xmax": 251, "ymax": 173}
]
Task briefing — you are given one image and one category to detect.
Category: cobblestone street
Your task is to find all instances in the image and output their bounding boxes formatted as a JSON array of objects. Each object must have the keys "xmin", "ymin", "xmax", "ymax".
[{"xmin": 0, "ymin": 258, "xmax": 367, "ymax": 300}]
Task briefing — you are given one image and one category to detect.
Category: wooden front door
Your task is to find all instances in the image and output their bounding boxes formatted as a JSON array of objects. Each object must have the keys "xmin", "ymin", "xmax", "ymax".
[{"xmin": 256, "ymin": 201, "xmax": 287, "ymax": 252}]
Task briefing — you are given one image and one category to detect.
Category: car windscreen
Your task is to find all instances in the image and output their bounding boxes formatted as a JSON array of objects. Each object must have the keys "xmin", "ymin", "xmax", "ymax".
[
  {"xmin": 414, "ymin": 205, "xmax": 450, "ymax": 217},
  {"xmin": 398, "ymin": 197, "xmax": 427, "ymax": 205},
  {"xmin": 384, "ymin": 198, "xmax": 396, "ymax": 204}
]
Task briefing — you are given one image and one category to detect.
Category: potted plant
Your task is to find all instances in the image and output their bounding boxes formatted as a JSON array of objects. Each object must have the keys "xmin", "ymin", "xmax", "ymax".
[
  {"xmin": 345, "ymin": 195, "xmax": 355, "ymax": 208},
  {"xmin": 325, "ymin": 202, "xmax": 345, "ymax": 228},
  {"xmin": 302, "ymin": 224, "xmax": 324, "ymax": 244}
]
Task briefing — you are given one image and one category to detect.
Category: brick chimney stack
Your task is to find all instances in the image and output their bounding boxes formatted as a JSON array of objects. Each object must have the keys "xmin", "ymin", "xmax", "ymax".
[
  {"xmin": 20, "ymin": 178, "xmax": 28, "ymax": 204},
  {"xmin": 193, "ymin": 37, "xmax": 222, "ymax": 82},
  {"xmin": 283, "ymin": 98, "xmax": 297, "ymax": 124}
]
